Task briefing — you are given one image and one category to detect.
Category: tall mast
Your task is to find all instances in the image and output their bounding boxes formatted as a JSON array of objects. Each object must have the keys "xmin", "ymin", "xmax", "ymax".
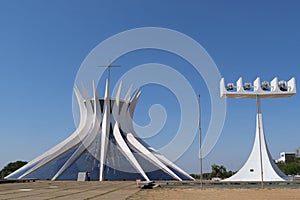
[
  {"xmin": 198, "ymin": 95, "xmax": 203, "ymax": 188},
  {"xmin": 97, "ymin": 64, "xmax": 121, "ymax": 98}
]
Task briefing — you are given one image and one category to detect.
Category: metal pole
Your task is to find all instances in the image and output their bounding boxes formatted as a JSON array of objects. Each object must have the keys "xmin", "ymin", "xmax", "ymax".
[
  {"xmin": 97, "ymin": 64, "xmax": 121, "ymax": 98},
  {"xmin": 107, "ymin": 65, "xmax": 111, "ymax": 90},
  {"xmin": 198, "ymin": 95, "xmax": 203, "ymax": 188},
  {"xmin": 256, "ymin": 95, "xmax": 264, "ymax": 189}
]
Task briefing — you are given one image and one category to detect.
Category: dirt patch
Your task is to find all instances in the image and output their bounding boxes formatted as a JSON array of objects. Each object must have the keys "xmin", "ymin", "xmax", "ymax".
[{"xmin": 128, "ymin": 187, "xmax": 300, "ymax": 200}]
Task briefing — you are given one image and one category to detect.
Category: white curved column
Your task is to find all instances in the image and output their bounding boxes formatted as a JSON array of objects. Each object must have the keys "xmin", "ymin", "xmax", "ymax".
[
  {"xmin": 118, "ymin": 89, "xmax": 141, "ymax": 135},
  {"xmin": 113, "ymin": 124, "xmax": 149, "ymax": 181},
  {"xmin": 112, "ymin": 81, "xmax": 122, "ymax": 123},
  {"xmin": 129, "ymin": 89, "xmax": 141, "ymax": 117},
  {"xmin": 152, "ymin": 151, "xmax": 194, "ymax": 180},
  {"xmin": 51, "ymin": 82, "xmax": 102, "ymax": 180},
  {"xmin": 99, "ymin": 80, "xmax": 111, "ymax": 181},
  {"xmin": 124, "ymin": 85, "xmax": 133, "ymax": 103},
  {"xmin": 51, "ymin": 144, "xmax": 87, "ymax": 180},
  {"xmin": 117, "ymin": 84, "xmax": 135, "ymax": 134},
  {"xmin": 12, "ymin": 85, "xmax": 92, "ymax": 179},
  {"xmin": 127, "ymin": 133, "xmax": 182, "ymax": 180},
  {"xmin": 115, "ymin": 81, "xmax": 122, "ymax": 109}
]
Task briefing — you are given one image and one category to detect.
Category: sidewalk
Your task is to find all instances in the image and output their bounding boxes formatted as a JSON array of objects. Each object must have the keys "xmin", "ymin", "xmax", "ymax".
[{"xmin": 0, "ymin": 181, "xmax": 139, "ymax": 200}]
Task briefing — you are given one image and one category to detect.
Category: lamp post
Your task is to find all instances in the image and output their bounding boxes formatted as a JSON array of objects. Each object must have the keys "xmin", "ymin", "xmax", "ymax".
[
  {"xmin": 220, "ymin": 77, "xmax": 296, "ymax": 188},
  {"xmin": 198, "ymin": 95, "xmax": 203, "ymax": 188}
]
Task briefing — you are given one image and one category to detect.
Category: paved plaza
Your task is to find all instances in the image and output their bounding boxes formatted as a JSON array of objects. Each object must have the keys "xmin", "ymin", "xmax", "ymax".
[
  {"xmin": 0, "ymin": 181, "xmax": 139, "ymax": 200},
  {"xmin": 1, "ymin": 180, "xmax": 300, "ymax": 200}
]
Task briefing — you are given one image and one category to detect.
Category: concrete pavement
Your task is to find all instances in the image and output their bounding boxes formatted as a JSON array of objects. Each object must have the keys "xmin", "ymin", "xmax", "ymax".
[{"xmin": 0, "ymin": 181, "xmax": 140, "ymax": 200}]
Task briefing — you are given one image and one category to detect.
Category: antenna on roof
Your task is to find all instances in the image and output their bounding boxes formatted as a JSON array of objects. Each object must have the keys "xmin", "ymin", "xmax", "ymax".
[{"xmin": 97, "ymin": 63, "xmax": 121, "ymax": 97}]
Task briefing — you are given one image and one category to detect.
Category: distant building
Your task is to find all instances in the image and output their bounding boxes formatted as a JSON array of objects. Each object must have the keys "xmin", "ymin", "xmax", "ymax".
[
  {"xmin": 276, "ymin": 152, "xmax": 296, "ymax": 163},
  {"xmin": 296, "ymin": 148, "xmax": 300, "ymax": 158}
]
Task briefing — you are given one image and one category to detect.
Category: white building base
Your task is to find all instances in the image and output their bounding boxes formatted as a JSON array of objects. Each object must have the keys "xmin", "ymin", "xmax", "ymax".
[{"xmin": 223, "ymin": 109, "xmax": 291, "ymax": 182}]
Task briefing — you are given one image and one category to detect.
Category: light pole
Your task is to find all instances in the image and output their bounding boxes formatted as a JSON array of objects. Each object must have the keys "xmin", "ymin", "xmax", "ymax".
[
  {"xmin": 198, "ymin": 95, "xmax": 203, "ymax": 188},
  {"xmin": 220, "ymin": 77, "xmax": 296, "ymax": 188}
]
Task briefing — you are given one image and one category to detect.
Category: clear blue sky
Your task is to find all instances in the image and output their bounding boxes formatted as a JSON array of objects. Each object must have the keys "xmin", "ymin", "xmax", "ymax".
[{"xmin": 0, "ymin": 0, "xmax": 300, "ymax": 174}]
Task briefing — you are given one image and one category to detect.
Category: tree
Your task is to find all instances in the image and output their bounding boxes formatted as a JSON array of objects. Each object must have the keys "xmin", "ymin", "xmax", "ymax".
[
  {"xmin": 211, "ymin": 164, "xmax": 234, "ymax": 179},
  {"xmin": 277, "ymin": 158, "xmax": 300, "ymax": 175},
  {"xmin": 0, "ymin": 161, "xmax": 27, "ymax": 178},
  {"xmin": 277, "ymin": 157, "xmax": 300, "ymax": 175},
  {"xmin": 190, "ymin": 164, "xmax": 235, "ymax": 180},
  {"xmin": 211, "ymin": 164, "xmax": 220, "ymax": 177},
  {"xmin": 190, "ymin": 173, "xmax": 211, "ymax": 180}
]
